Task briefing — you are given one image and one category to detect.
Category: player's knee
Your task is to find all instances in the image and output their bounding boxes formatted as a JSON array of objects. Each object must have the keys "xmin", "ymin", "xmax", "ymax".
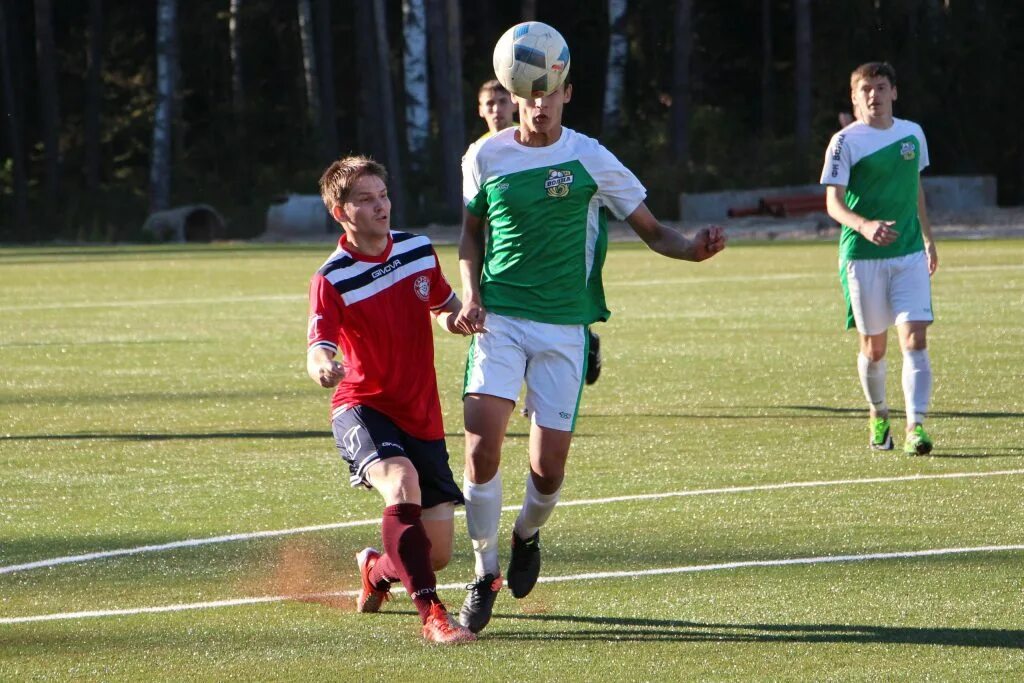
[{"xmin": 430, "ymin": 547, "xmax": 452, "ymax": 571}]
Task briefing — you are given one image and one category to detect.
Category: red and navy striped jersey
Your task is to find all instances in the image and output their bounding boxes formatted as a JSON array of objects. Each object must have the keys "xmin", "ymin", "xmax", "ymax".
[{"xmin": 307, "ymin": 231, "xmax": 455, "ymax": 440}]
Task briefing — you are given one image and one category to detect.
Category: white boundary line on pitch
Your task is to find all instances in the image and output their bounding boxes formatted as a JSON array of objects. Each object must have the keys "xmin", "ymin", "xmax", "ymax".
[
  {"xmin": 3, "ymin": 468, "xmax": 1023, "ymax": 577},
  {"xmin": 3, "ymin": 544, "xmax": 1022, "ymax": 624},
  {"xmin": 5, "ymin": 263, "xmax": 1020, "ymax": 312}
]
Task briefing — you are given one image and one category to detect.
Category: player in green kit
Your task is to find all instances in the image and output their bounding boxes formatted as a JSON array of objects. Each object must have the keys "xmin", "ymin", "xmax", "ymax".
[
  {"xmin": 820, "ymin": 62, "xmax": 938, "ymax": 455},
  {"xmin": 471, "ymin": 79, "xmax": 605, "ymax": 389},
  {"xmin": 452, "ymin": 77, "xmax": 726, "ymax": 633}
]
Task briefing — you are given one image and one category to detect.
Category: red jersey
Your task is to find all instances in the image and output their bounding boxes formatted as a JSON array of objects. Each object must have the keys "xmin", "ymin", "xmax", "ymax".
[{"xmin": 307, "ymin": 231, "xmax": 455, "ymax": 440}]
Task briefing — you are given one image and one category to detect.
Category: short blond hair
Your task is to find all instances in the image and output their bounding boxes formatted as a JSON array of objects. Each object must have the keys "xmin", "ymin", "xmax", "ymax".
[{"xmin": 318, "ymin": 156, "xmax": 388, "ymax": 211}]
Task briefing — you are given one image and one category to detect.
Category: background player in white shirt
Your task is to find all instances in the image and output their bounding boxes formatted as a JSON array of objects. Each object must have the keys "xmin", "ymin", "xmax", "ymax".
[{"xmin": 820, "ymin": 62, "xmax": 938, "ymax": 455}]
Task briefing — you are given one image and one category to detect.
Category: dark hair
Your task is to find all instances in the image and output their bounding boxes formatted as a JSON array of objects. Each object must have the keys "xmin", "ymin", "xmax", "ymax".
[
  {"xmin": 850, "ymin": 61, "xmax": 897, "ymax": 89},
  {"xmin": 318, "ymin": 156, "xmax": 388, "ymax": 211}
]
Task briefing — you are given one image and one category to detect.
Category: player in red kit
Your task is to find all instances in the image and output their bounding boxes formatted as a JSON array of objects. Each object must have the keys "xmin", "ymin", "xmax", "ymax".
[{"xmin": 307, "ymin": 156, "xmax": 476, "ymax": 645}]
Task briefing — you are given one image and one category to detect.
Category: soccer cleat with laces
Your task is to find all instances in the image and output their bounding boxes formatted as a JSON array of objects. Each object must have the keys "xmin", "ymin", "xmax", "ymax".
[
  {"xmin": 585, "ymin": 331, "xmax": 602, "ymax": 385},
  {"xmin": 355, "ymin": 547, "xmax": 390, "ymax": 613},
  {"xmin": 869, "ymin": 416, "xmax": 893, "ymax": 450},
  {"xmin": 421, "ymin": 603, "xmax": 477, "ymax": 644},
  {"xmin": 507, "ymin": 530, "xmax": 541, "ymax": 599},
  {"xmin": 904, "ymin": 425, "xmax": 934, "ymax": 455},
  {"xmin": 458, "ymin": 573, "xmax": 503, "ymax": 633}
]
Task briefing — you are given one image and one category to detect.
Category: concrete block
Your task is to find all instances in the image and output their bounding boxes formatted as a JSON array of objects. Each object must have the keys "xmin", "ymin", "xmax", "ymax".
[
  {"xmin": 141, "ymin": 204, "xmax": 224, "ymax": 242},
  {"xmin": 265, "ymin": 195, "xmax": 332, "ymax": 237}
]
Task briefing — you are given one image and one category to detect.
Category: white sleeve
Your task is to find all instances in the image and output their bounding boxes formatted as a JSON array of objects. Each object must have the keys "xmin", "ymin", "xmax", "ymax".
[
  {"xmin": 916, "ymin": 125, "xmax": 930, "ymax": 172},
  {"xmin": 462, "ymin": 141, "xmax": 483, "ymax": 207},
  {"xmin": 585, "ymin": 142, "xmax": 646, "ymax": 220},
  {"xmin": 820, "ymin": 131, "xmax": 851, "ymax": 186}
]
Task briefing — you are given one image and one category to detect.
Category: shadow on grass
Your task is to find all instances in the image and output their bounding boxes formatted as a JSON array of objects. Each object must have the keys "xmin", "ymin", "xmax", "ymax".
[
  {"xmin": 0, "ymin": 430, "xmax": 573, "ymax": 442},
  {"xmin": 784, "ymin": 405, "xmax": 1024, "ymax": 420},
  {"xmin": 489, "ymin": 613, "xmax": 1024, "ymax": 649},
  {"xmin": 582, "ymin": 406, "xmax": 1024, "ymax": 421},
  {"xmin": 0, "ymin": 430, "xmax": 332, "ymax": 442}
]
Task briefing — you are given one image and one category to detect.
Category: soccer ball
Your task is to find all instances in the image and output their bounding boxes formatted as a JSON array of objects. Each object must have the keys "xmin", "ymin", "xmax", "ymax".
[{"xmin": 492, "ymin": 21, "xmax": 570, "ymax": 99}]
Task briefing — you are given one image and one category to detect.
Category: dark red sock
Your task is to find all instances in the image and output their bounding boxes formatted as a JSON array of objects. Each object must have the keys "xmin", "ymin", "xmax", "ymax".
[{"xmin": 376, "ymin": 503, "xmax": 439, "ymax": 623}]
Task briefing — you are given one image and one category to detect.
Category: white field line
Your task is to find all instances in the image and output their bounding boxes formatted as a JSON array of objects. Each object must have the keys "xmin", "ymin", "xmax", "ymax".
[
  {"xmin": 4, "ymin": 263, "xmax": 1020, "ymax": 312},
  {"xmin": 3, "ymin": 468, "xmax": 1023, "ymax": 577},
  {"xmin": 610, "ymin": 263, "xmax": 1024, "ymax": 288},
  {"xmin": 3, "ymin": 544, "xmax": 1022, "ymax": 624},
  {"xmin": 0, "ymin": 294, "xmax": 302, "ymax": 312}
]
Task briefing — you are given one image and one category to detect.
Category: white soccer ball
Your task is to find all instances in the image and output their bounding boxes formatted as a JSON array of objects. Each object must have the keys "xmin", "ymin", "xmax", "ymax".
[{"xmin": 492, "ymin": 21, "xmax": 570, "ymax": 99}]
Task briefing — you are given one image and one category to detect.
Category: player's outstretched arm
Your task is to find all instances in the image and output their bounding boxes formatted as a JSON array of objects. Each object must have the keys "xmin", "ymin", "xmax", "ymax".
[
  {"xmin": 918, "ymin": 184, "xmax": 938, "ymax": 275},
  {"xmin": 625, "ymin": 202, "xmax": 726, "ymax": 262},
  {"xmin": 454, "ymin": 210, "xmax": 488, "ymax": 334},
  {"xmin": 434, "ymin": 295, "xmax": 470, "ymax": 336},
  {"xmin": 825, "ymin": 185, "xmax": 899, "ymax": 246},
  {"xmin": 307, "ymin": 347, "xmax": 345, "ymax": 388}
]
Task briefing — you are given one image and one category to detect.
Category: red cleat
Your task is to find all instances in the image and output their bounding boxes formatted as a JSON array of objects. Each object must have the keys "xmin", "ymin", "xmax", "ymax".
[
  {"xmin": 355, "ymin": 547, "xmax": 390, "ymax": 613},
  {"xmin": 421, "ymin": 603, "xmax": 477, "ymax": 644}
]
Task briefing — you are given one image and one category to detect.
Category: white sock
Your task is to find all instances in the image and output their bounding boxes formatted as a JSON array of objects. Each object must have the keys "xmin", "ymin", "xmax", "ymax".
[
  {"xmin": 902, "ymin": 349, "xmax": 932, "ymax": 425},
  {"xmin": 464, "ymin": 471, "xmax": 502, "ymax": 577},
  {"xmin": 513, "ymin": 474, "xmax": 561, "ymax": 540},
  {"xmin": 858, "ymin": 352, "xmax": 888, "ymax": 416}
]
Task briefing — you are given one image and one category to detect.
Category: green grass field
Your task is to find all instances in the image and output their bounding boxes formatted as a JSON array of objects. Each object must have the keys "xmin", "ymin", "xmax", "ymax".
[{"xmin": 2, "ymin": 239, "xmax": 1022, "ymax": 680}]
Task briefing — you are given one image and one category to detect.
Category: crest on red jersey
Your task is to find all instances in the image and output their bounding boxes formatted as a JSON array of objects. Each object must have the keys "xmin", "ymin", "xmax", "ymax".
[{"xmin": 413, "ymin": 275, "xmax": 430, "ymax": 301}]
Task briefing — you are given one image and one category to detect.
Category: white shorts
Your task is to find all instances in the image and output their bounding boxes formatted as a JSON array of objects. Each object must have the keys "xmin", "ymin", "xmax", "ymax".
[
  {"xmin": 842, "ymin": 250, "xmax": 934, "ymax": 336},
  {"xmin": 463, "ymin": 312, "xmax": 587, "ymax": 432}
]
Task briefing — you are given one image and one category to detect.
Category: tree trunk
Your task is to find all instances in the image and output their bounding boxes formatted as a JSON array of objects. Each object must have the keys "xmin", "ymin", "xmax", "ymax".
[
  {"xmin": 150, "ymin": 0, "xmax": 178, "ymax": 213},
  {"xmin": 426, "ymin": 0, "xmax": 465, "ymax": 216},
  {"xmin": 354, "ymin": 0, "xmax": 382, "ymax": 155},
  {"xmin": 229, "ymin": 0, "xmax": 244, "ymax": 119},
  {"xmin": 297, "ymin": 0, "xmax": 320, "ymax": 129},
  {"xmin": 794, "ymin": 0, "xmax": 812, "ymax": 154},
  {"xmin": 33, "ymin": 0, "xmax": 60, "ymax": 226},
  {"xmin": 314, "ymin": 0, "xmax": 337, "ymax": 159},
  {"xmin": 521, "ymin": 0, "xmax": 537, "ymax": 22},
  {"xmin": 402, "ymin": 0, "xmax": 429, "ymax": 172},
  {"xmin": 760, "ymin": 0, "xmax": 773, "ymax": 135},
  {"xmin": 84, "ymin": 0, "xmax": 103, "ymax": 237},
  {"xmin": 370, "ymin": 0, "xmax": 405, "ymax": 226},
  {"xmin": 0, "ymin": 0, "xmax": 27, "ymax": 235},
  {"xmin": 602, "ymin": 0, "xmax": 628, "ymax": 135},
  {"xmin": 670, "ymin": 0, "xmax": 693, "ymax": 165}
]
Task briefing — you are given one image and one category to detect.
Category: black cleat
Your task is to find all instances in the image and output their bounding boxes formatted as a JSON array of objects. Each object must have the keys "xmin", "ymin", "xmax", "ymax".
[
  {"xmin": 585, "ymin": 331, "xmax": 602, "ymax": 385},
  {"xmin": 458, "ymin": 573, "xmax": 503, "ymax": 634},
  {"xmin": 507, "ymin": 531, "xmax": 541, "ymax": 598}
]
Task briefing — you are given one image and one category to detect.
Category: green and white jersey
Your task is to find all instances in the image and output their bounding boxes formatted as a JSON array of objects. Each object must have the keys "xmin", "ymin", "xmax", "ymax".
[
  {"xmin": 820, "ymin": 117, "xmax": 929, "ymax": 261},
  {"xmin": 463, "ymin": 126, "xmax": 646, "ymax": 325}
]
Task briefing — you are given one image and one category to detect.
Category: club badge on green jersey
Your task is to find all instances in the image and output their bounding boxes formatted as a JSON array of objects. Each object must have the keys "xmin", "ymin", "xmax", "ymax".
[
  {"xmin": 544, "ymin": 169, "xmax": 574, "ymax": 197},
  {"xmin": 900, "ymin": 141, "xmax": 916, "ymax": 161}
]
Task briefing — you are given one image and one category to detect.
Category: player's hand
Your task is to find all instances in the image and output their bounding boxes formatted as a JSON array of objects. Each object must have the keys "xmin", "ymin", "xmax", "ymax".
[
  {"xmin": 693, "ymin": 225, "xmax": 726, "ymax": 261},
  {"xmin": 444, "ymin": 312, "xmax": 471, "ymax": 336},
  {"xmin": 925, "ymin": 241, "xmax": 938, "ymax": 275},
  {"xmin": 860, "ymin": 220, "xmax": 899, "ymax": 246},
  {"xmin": 453, "ymin": 299, "xmax": 488, "ymax": 335},
  {"xmin": 317, "ymin": 359, "xmax": 345, "ymax": 388}
]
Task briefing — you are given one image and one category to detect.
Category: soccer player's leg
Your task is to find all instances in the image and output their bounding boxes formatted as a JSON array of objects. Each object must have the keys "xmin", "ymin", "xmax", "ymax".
[
  {"xmin": 335, "ymin": 407, "xmax": 474, "ymax": 643},
  {"xmin": 506, "ymin": 322, "xmax": 585, "ymax": 598},
  {"xmin": 332, "ymin": 406, "xmax": 401, "ymax": 613},
  {"xmin": 460, "ymin": 313, "xmax": 524, "ymax": 632},
  {"xmin": 893, "ymin": 252, "xmax": 935, "ymax": 454},
  {"xmin": 847, "ymin": 258, "xmax": 895, "ymax": 449}
]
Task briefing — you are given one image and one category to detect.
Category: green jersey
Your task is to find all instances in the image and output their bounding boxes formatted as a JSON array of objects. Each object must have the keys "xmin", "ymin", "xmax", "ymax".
[
  {"xmin": 820, "ymin": 117, "xmax": 930, "ymax": 261},
  {"xmin": 462, "ymin": 126, "xmax": 646, "ymax": 325}
]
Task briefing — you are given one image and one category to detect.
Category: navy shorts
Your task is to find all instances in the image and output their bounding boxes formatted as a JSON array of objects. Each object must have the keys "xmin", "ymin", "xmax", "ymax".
[{"xmin": 331, "ymin": 405, "xmax": 464, "ymax": 509}]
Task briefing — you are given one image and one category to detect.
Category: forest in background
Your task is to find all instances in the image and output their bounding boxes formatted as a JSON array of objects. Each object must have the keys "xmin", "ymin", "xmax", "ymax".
[{"xmin": 2, "ymin": 0, "xmax": 1023, "ymax": 243}]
